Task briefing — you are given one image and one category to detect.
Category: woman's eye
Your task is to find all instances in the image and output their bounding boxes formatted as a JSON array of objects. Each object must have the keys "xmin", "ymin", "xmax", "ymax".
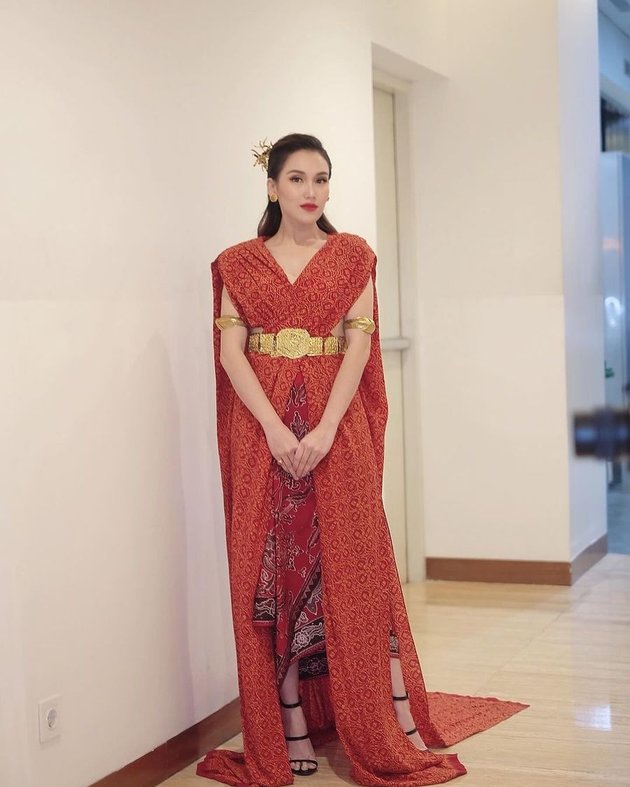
[{"xmin": 289, "ymin": 176, "xmax": 328, "ymax": 183}]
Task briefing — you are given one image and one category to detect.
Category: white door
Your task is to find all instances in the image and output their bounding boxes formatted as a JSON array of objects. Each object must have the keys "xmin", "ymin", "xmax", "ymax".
[{"xmin": 373, "ymin": 85, "xmax": 409, "ymax": 580}]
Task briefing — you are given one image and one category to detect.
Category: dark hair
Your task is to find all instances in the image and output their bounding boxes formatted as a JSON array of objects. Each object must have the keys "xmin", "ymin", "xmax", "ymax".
[{"xmin": 257, "ymin": 133, "xmax": 337, "ymax": 237}]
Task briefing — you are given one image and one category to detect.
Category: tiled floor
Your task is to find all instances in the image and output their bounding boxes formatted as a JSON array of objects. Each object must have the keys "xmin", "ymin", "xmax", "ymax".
[
  {"xmin": 608, "ymin": 482, "xmax": 630, "ymax": 554},
  {"xmin": 162, "ymin": 554, "xmax": 630, "ymax": 786}
]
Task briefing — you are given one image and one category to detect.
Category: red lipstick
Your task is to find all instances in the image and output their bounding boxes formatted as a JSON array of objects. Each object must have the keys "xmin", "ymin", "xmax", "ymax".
[{"xmin": 300, "ymin": 204, "xmax": 318, "ymax": 211}]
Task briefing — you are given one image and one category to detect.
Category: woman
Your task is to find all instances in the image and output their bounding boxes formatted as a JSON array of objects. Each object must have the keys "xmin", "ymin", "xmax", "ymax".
[{"xmin": 196, "ymin": 134, "xmax": 526, "ymax": 786}]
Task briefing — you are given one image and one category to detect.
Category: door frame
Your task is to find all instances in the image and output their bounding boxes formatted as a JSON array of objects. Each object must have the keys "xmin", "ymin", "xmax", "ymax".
[{"xmin": 372, "ymin": 68, "xmax": 426, "ymax": 581}]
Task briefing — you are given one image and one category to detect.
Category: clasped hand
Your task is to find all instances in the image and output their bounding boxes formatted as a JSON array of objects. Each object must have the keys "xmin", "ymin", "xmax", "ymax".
[{"xmin": 264, "ymin": 421, "xmax": 336, "ymax": 479}]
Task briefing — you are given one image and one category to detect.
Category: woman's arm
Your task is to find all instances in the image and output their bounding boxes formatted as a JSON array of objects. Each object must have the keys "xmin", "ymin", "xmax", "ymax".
[
  {"xmin": 292, "ymin": 275, "xmax": 374, "ymax": 477},
  {"xmin": 218, "ymin": 285, "xmax": 305, "ymax": 477}
]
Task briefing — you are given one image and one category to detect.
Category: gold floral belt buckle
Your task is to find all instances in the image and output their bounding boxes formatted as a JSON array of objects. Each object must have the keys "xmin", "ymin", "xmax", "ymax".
[{"xmin": 273, "ymin": 327, "xmax": 311, "ymax": 358}]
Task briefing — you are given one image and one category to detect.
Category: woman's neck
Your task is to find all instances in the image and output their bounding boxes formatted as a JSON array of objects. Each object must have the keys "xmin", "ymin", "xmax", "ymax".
[{"xmin": 270, "ymin": 221, "xmax": 327, "ymax": 246}]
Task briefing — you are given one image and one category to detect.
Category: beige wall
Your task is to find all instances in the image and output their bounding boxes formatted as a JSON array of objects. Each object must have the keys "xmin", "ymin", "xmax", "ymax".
[
  {"xmin": 0, "ymin": 2, "xmax": 605, "ymax": 785},
  {"xmin": 558, "ymin": 0, "xmax": 607, "ymax": 558},
  {"xmin": 409, "ymin": 0, "xmax": 605, "ymax": 562}
]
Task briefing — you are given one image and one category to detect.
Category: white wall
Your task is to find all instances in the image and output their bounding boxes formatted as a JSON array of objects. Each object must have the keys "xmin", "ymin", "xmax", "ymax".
[
  {"xmin": 0, "ymin": 2, "xmax": 605, "ymax": 786},
  {"xmin": 0, "ymin": 5, "xmax": 236, "ymax": 785},
  {"xmin": 558, "ymin": 0, "xmax": 607, "ymax": 558},
  {"xmin": 409, "ymin": 1, "xmax": 605, "ymax": 562}
]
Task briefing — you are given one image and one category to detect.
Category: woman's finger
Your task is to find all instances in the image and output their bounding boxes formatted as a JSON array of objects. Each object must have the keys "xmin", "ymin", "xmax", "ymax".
[
  {"xmin": 296, "ymin": 448, "xmax": 315, "ymax": 477},
  {"xmin": 282, "ymin": 454, "xmax": 299, "ymax": 478},
  {"xmin": 293, "ymin": 448, "xmax": 307, "ymax": 476},
  {"xmin": 278, "ymin": 455, "xmax": 290, "ymax": 468}
]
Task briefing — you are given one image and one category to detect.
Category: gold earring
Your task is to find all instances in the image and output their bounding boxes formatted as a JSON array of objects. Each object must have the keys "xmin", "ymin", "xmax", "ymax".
[{"xmin": 269, "ymin": 194, "xmax": 278, "ymax": 203}]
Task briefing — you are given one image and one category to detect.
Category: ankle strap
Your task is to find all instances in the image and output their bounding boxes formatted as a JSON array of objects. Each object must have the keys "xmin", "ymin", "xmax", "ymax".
[{"xmin": 280, "ymin": 698, "xmax": 302, "ymax": 708}]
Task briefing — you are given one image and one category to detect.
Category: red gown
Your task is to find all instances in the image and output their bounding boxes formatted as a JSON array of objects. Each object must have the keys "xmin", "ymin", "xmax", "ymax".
[{"xmin": 196, "ymin": 232, "xmax": 527, "ymax": 786}]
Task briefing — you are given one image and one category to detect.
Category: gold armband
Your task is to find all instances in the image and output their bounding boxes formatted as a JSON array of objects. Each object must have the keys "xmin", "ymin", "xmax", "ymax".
[
  {"xmin": 215, "ymin": 315, "xmax": 247, "ymax": 330},
  {"xmin": 343, "ymin": 316, "xmax": 375, "ymax": 334}
]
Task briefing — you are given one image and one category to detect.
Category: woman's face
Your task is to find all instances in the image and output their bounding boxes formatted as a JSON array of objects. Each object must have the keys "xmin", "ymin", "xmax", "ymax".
[{"xmin": 268, "ymin": 150, "xmax": 330, "ymax": 227}]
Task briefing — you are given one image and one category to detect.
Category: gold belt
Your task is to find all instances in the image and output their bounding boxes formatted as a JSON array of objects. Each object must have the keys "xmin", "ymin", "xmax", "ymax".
[{"xmin": 247, "ymin": 327, "xmax": 347, "ymax": 359}]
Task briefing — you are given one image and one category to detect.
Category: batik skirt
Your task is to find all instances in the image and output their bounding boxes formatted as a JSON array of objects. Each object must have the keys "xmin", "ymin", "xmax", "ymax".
[{"xmin": 253, "ymin": 369, "xmax": 400, "ymax": 686}]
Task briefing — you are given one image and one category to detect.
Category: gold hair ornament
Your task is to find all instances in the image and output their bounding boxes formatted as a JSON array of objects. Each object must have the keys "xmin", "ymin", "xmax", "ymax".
[{"xmin": 251, "ymin": 138, "xmax": 274, "ymax": 172}]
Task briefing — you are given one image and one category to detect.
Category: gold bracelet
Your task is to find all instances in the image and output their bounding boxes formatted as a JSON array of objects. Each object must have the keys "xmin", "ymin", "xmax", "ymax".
[
  {"xmin": 215, "ymin": 315, "xmax": 247, "ymax": 330},
  {"xmin": 343, "ymin": 316, "xmax": 375, "ymax": 334}
]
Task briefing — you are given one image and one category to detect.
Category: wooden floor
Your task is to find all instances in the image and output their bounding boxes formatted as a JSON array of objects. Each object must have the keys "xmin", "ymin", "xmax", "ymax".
[{"xmin": 163, "ymin": 554, "xmax": 630, "ymax": 786}]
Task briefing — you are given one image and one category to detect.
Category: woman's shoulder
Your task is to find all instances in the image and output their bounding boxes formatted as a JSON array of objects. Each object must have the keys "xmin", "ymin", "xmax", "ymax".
[
  {"xmin": 218, "ymin": 236, "xmax": 260, "ymax": 257},
  {"xmin": 336, "ymin": 231, "xmax": 375, "ymax": 252},
  {"xmin": 335, "ymin": 232, "xmax": 376, "ymax": 263},
  {"xmin": 213, "ymin": 237, "xmax": 260, "ymax": 266}
]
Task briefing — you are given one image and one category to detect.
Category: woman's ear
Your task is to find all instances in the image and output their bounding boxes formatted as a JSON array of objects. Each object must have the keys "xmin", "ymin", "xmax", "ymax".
[{"xmin": 267, "ymin": 177, "xmax": 276, "ymax": 201}]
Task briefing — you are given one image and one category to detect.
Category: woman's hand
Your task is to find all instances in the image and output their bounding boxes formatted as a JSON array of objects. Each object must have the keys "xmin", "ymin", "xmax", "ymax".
[
  {"xmin": 292, "ymin": 422, "xmax": 337, "ymax": 478},
  {"xmin": 262, "ymin": 421, "xmax": 301, "ymax": 478}
]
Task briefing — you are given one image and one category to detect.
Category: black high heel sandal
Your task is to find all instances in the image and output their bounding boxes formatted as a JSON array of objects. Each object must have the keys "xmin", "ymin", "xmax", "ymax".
[
  {"xmin": 280, "ymin": 698, "xmax": 318, "ymax": 777},
  {"xmin": 393, "ymin": 692, "xmax": 418, "ymax": 737}
]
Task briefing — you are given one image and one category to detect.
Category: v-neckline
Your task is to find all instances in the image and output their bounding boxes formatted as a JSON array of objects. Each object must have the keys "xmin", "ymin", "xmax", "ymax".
[{"xmin": 258, "ymin": 233, "xmax": 336, "ymax": 288}]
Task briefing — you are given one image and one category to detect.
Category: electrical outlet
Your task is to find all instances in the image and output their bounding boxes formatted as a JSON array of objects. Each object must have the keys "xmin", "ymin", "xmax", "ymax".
[{"xmin": 38, "ymin": 695, "xmax": 61, "ymax": 743}]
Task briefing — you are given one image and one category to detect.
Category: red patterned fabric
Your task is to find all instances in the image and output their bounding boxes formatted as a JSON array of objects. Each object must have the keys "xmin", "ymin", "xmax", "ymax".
[
  {"xmin": 252, "ymin": 368, "xmax": 400, "ymax": 686},
  {"xmin": 252, "ymin": 368, "xmax": 327, "ymax": 686},
  {"xmin": 196, "ymin": 232, "xmax": 528, "ymax": 786}
]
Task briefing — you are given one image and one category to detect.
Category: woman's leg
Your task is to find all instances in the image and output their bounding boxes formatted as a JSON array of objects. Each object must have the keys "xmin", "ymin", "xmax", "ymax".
[
  {"xmin": 279, "ymin": 662, "xmax": 318, "ymax": 773},
  {"xmin": 390, "ymin": 657, "xmax": 428, "ymax": 750}
]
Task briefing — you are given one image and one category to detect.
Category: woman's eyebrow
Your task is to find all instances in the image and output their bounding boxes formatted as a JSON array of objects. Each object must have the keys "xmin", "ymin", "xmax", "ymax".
[{"xmin": 286, "ymin": 169, "xmax": 329, "ymax": 176}]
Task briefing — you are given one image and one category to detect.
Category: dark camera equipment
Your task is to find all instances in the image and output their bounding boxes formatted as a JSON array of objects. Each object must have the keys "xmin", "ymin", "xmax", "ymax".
[{"xmin": 573, "ymin": 407, "xmax": 630, "ymax": 461}]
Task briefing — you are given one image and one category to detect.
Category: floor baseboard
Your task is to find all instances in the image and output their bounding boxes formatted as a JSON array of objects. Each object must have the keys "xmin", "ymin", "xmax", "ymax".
[
  {"xmin": 426, "ymin": 534, "xmax": 608, "ymax": 586},
  {"xmin": 570, "ymin": 533, "xmax": 608, "ymax": 583},
  {"xmin": 89, "ymin": 698, "xmax": 240, "ymax": 787}
]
